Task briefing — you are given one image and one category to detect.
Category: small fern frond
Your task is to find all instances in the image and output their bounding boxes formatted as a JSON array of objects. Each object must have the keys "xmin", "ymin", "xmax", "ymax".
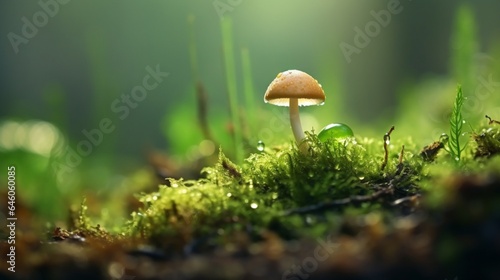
[{"xmin": 448, "ymin": 85, "xmax": 465, "ymax": 164}]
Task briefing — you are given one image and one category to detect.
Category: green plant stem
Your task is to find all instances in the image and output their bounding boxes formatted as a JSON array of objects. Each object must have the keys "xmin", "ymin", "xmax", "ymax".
[{"xmin": 220, "ymin": 17, "xmax": 243, "ymax": 163}]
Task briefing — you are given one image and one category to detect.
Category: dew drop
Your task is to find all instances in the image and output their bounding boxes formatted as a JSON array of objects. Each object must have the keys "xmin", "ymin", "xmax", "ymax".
[
  {"xmin": 317, "ymin": 123, "xmax": 354, "ymax": 143},
  {"xmin": 250, "ymin": 203, "xmax": 258, "ymax": 209},
  {"xmin": 257, "ymin": 140, "xmax": 265, "ymax": 152}
]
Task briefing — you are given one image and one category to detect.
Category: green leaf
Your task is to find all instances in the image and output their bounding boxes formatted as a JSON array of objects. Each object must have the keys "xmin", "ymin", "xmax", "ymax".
[{"xmin": 448, "ymin": 85, "xmax": 465, "ymax": 164}]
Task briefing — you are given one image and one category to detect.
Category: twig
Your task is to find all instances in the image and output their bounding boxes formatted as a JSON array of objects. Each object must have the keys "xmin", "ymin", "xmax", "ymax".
[
  {"xmin": 398, "ymin": 145, "xmax": 405, "ymax": 165},
  {"xmin": 486, "ymin": 115, "xmax": 500, "ymax": 125},
  {"xmin": 196, "ymin": 81, "xmax": 214, "ymax": 141},
  {"xmin": 281, "ymin": 186, "xmax": 394, "ymax": 216},
  {"xmin": 381, "ymin": 126, "xmax": 395, "ymax": 170},
  {"xmin": 395, "ymin": 145, "xmax": 405, "ymax": 175}
]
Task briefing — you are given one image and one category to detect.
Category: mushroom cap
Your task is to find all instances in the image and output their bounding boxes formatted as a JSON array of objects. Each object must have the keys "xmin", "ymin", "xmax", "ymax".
[{"xmin": 264, "ymin": 69, "xmax": 325, "ymax": 106}]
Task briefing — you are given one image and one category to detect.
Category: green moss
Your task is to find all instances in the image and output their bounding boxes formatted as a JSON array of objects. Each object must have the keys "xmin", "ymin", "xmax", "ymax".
[
  {"xmin": 123, "ymin": 131, "xmax": 426, "ymax": 248},
  {"xmin": 71, "ymin": 3, "xmax": 500, "ymax": 253},
  {"xmin": 65, "ymin": 122, "xmax": 500, "ymax": 266},
  {"xmin": 473, "ymin": 127, "xmax": 500, "ymax": 158}
]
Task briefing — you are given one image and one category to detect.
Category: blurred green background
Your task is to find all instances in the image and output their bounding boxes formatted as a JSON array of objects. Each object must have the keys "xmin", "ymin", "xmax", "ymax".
[{"xmin": 1, "ymin": 0, "xmax": 500, "ymax": 222}]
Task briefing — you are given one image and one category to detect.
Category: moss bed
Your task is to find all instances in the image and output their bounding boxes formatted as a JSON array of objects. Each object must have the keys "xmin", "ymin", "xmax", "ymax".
[{"xmin": 1, "ymin": 126, "xmax": 500, "ymax": 280}]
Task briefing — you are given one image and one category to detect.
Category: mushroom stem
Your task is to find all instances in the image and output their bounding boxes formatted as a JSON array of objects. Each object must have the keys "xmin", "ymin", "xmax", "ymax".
[{"xmin": 289, "ymin": 98, "xmax": 308, "ymax": 153}]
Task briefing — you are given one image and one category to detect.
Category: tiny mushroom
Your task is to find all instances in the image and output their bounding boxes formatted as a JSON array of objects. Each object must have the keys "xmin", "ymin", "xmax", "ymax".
[{"xmin": 264, "ymin": 69, "xmax": 325, "ymax": 153}]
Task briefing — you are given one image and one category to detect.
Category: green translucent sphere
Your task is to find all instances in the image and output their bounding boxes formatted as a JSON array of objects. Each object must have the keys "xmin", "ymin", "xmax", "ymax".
[{"xmin": 317, "ymin": 123, "xmax": 354, "ymax": 142}]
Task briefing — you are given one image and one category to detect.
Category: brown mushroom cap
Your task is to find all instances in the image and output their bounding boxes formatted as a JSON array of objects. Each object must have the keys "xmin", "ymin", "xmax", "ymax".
[{"xmin": 264, "ymin": 69, "xmax": 325, "ymax": 106}]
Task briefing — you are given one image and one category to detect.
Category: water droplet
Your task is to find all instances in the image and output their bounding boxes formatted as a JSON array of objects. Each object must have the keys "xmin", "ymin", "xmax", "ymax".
[
  {"xmin": 358, "ymin": 176, "xmax": 365, "ymax": 180},
  {"xmin": 318, "ymin": 123, "xmax": 354, "ymax": 142},
  {"xmin": 226, "ymin": 192, "xmax": 232, "ymax": 197},
  {"xmin": 250, "ymin": 203, "xmax": 258, "ymax": 209},
  {"xmin": 257, "ymin": 140, "xmax": 265, "ymax": 152},
  {"xmin": 385, "ymin": 140, "xmax": 390, "ymax": 145}
]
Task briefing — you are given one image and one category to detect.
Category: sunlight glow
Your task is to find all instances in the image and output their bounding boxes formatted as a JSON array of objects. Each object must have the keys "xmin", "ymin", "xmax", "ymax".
[{"xmin": 0, "ymin": 120, "xmax": 62, "ymax": 157}]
